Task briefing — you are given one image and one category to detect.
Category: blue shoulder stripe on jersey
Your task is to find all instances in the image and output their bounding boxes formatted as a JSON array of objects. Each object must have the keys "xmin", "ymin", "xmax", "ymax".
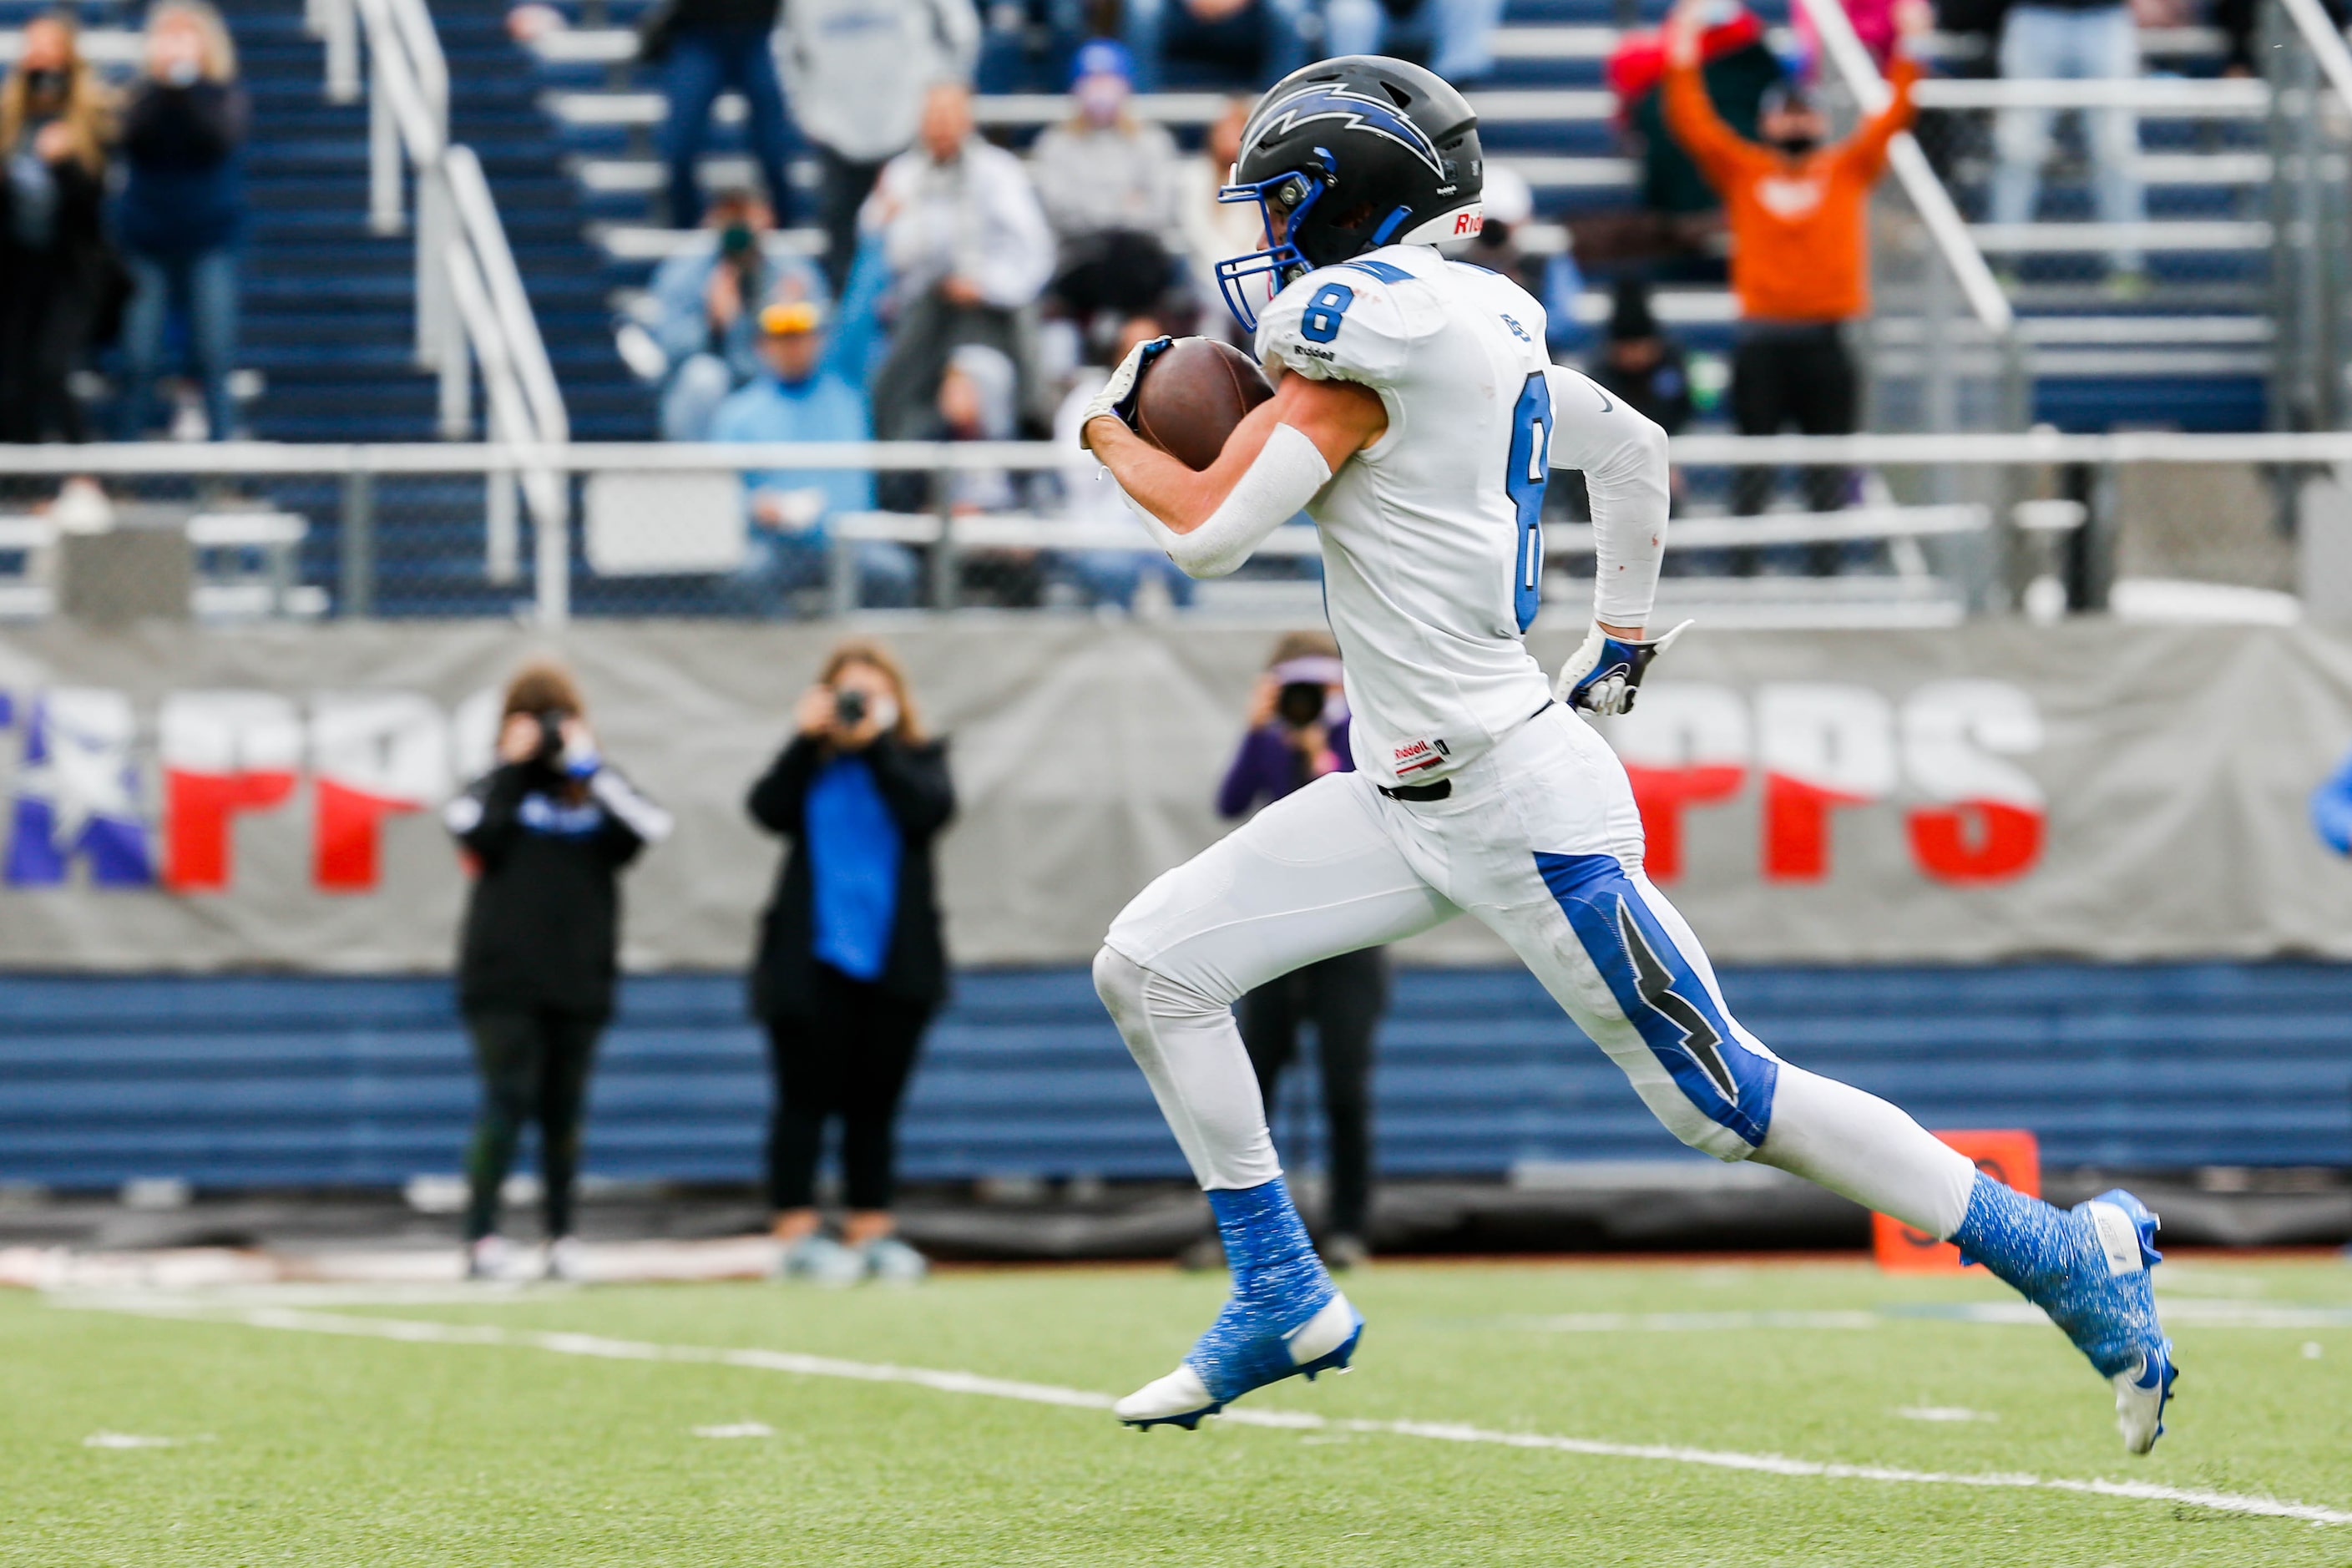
[{"xmin": 1338, "ymin": 258, "xmax": 1415, "ymax": 284}]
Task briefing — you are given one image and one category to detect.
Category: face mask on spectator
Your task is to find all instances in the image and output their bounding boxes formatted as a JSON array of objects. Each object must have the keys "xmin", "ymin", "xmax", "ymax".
[
  {"xmin": 1076, "ymin": 74, "xmax": 1125, "ymax": 127},
  {"xmin": 23, "ymin": 68, "xmax": 65, "ymax": 101},
  {"xmin": 164, "ymin": 57, "xmax": 200, "ymax": 87}
]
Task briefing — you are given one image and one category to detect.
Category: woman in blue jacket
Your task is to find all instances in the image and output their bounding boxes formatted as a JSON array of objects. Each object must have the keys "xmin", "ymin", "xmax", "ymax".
[{"xmin": 114, "ymin": 1, "xmax": 246, "ymax": 442}]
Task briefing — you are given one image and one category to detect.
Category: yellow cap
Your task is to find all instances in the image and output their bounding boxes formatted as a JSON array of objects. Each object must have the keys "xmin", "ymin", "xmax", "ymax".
[{"xmin": 757, "ymin": 300, "xmax": 824, "ymax": 336}]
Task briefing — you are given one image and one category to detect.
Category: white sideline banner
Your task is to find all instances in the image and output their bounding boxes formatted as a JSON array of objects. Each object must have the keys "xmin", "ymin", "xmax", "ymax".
[{"xmin": 0, "ymin": 620, "xmax": 2349, "ymax": 971}]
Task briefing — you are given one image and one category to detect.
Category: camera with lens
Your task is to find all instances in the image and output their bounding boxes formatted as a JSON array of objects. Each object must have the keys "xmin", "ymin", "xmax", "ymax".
[
  {"xmin": 1274, "ymin": 681, "xmax": 1327, "ymax": 730},
  {"xmin": 533, "ymin": 711, "xmax": 569, "ymax": 766},
  {"xmin": 832, "ymin": 687, "xmax": 868, "ymax": 729}
]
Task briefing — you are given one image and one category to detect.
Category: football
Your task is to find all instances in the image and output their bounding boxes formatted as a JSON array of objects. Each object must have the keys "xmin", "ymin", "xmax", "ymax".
[{"xmin": 1132, "ymin": 337, "xmax": 1277, "ymax": 471}]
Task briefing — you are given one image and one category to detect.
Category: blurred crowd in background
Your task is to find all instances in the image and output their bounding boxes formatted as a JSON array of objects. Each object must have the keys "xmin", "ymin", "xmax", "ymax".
[{"xmin": 1, "ymin": 0, "xmax": 2331, "ymax": 597}]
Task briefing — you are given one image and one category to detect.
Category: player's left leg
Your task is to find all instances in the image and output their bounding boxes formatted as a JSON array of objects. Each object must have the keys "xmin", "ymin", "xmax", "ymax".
[
  {"xmin": 1095, "ymin": 771, "xmax": 1459, "ymax": 1428},
  {"xmin": 1402, "ymin": 706, "xmax": 2176, "ymax": 1452}
]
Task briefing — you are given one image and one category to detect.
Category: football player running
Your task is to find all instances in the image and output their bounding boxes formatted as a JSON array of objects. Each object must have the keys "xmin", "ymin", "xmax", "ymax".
[{"xmin": 1079, "ymin": 57, "xmax": 2174, "ymax": 1452}]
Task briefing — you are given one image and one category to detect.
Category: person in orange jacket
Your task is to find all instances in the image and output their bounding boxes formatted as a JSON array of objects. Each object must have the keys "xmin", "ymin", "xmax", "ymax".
[{"xmin": 1663, "ymin": 0, "xmax": 1930, "ymax": 549}]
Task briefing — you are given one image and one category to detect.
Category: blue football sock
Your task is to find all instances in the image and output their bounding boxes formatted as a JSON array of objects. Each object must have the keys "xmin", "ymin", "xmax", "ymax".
[
  {"xmin": 1188, "ymin": 1179, "xmax": 1337, "ymax": 1400},
  {"xmin": 1949, "ymin": 1173, "xmax": 2160, "ymax": 1378}
]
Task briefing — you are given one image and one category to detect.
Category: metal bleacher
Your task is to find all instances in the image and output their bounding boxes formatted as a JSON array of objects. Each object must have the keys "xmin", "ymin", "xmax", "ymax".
[
  {"xmin": 2, "ymin": 963, "xmax": 2346, "ymax": 1191},
  {"xmin": 1, "ymin": 0, "xmax": 2300, "ymax": 445},
  {"xmin": 510, "ymin": 0, "xmax": 2289, "ymax": 433}
]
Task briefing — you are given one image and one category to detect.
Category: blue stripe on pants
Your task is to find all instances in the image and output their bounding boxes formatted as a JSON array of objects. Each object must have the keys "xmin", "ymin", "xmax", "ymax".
[{"xmin": 1533, "ymin": 851, "xmax": 1778, "ymax": 1147}]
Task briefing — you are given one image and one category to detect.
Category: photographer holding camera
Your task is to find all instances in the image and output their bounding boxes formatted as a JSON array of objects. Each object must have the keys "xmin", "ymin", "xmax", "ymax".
[
  {"xmin": 445, "ymin": 660, "xmax": 673, "ymax": 1281},
  {"xmin": 747, "ymin": 640, "xmax": 954, "ymax": 1284},
  {"xmin": 1208, "ymin": 630, "xmax": 1388, "ymax": 1272}
]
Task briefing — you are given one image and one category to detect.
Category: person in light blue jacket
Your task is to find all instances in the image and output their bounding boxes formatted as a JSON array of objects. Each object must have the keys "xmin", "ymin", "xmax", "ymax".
[{"xmin": 711, "ymin": 298, "xmax": 921, "ymax": 613}]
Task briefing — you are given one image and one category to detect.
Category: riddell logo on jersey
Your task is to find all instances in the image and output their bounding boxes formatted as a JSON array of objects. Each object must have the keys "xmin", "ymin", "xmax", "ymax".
[
  {"xmin": 1393, "ymin": 737, "xmax": 1449, "ymax": 776},
  {"xmin": 1604, "ymin": 680, "xmax": 2045, "ymax": 885}
]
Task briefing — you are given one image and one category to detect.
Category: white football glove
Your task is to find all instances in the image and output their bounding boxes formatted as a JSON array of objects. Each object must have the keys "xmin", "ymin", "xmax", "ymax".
[
  {"xmin": 1076, "ymin": 335, "xmax": 1176, "ymax": 452},
  {"xmin": 1555, "ymin": 620, "xmax": 1694, "ymax": 715}
]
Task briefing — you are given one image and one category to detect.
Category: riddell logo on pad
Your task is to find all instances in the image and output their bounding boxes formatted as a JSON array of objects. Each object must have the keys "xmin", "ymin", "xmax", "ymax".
[
  {"xmin": 0, "ymin": 685, "xmax": 499, "ymax": 894},
  {"xmin": 1605, "ymin": 680, "xmax": 2046, "ymax": 885}
]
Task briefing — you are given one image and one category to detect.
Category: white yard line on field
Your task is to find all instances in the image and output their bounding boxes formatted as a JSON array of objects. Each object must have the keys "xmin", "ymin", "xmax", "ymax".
[{"xmin": 69, "ymin": 1301, "xmax": 2352, "ymax": 1529}]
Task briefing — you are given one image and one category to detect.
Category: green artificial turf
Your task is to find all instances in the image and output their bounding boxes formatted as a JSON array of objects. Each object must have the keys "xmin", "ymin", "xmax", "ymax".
[{"xmin": 7, "ymin": 1256, "xmax": 2352, "ymax": 1565}]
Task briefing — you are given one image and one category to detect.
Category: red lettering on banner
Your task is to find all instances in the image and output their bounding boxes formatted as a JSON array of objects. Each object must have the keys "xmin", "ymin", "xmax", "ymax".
[
  {"xmin": 159, "ymin": 692, "xmax": 302, "ymax": 893},
  {"xmin": 1763, "ymin": 775, "xmax": 1874, "ymax": 880},
  {"xmin": 312, "ymin": 780, "xmax": 417, "ymax": 890},
  {"xmin": 1907, "ymin": 799, "xmax": 2042, "ymax": 882},
  {"xmin": 1607, "ymin": 684, "xmax": 1750, "ymax": 883},
  {"xmin": 1626, "ymin": 765, "xmax": 1745, "ymax": 881},
  {"xmin": 1756, "ymin": 685, "xmax": 1895, "ymax": 883},
  {"xmin": 163, "ymin": 768, "xmax": 296, "ymax": 891},
  {"xmin": 309, "ymin": 693, "xmax": 450, "ymax": 892},
  {"xmin": 1899, "ymin": 680, "xmax": 2045, "ymax": 885}
]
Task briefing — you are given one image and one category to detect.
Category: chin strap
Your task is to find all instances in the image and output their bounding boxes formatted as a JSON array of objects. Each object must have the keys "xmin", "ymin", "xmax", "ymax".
[{"xmin": 1555, "ymin": 620, "xmax": 1695, "ymax": 716}]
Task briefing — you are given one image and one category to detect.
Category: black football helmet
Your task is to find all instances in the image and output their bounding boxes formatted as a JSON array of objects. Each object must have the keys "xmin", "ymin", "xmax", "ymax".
[{"xmin": 1215, "ymin": 56, "xmax": 1485, "ymax": 331}]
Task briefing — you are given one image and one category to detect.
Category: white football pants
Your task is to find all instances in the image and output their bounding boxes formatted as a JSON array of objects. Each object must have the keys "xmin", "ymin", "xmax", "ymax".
[{"xmin": 1096, "ymin": 704, "xmax": 1977, "ymax": 1239}]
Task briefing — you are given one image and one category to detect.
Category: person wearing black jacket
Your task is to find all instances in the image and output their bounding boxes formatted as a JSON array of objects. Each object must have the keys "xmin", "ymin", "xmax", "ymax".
[
  {"xmin": 0, "ymin": 13, "xmax": 116, "ymax": 445},
  {"xmin": 443, "ymin": 660, "xmax": 673, "ymax": 1282},
  {"xmin": 747, "ymin": 639, "xmax": 953, "ymax": 1285},
  {"xmin": 115, "ymin": 2, "xmax": 249, "ymax": 443}
]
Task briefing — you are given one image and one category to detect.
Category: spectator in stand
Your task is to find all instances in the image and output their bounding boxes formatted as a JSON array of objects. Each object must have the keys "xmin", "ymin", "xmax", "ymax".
[
  {"xmin": 649, "ymin": 189, "xmax": 798, "ymax": 440},
  {"xmin": 1122, "ymin": 0, "xmax": 1311, "ymax": 94},
  {"xmin": 1210, "ymin": 631, "xmax": 1386, "ymax": 1272},
  {"xmin": 1589, "ymin": 277, "xmax": 1692, "ymax": 437},
  {"xmin": 640, "ymin": 0, "xmax": 796, "ymax": 227},
  {"xmin": 1988, "ymin": 0, "xmax": 2149, "ymax": 292},
  {"xmin": 1580, "ymin": 1, "xmax": 1783, "ymax": 275},
  {"xmin": 1665, "ymin": 0, "xmax": 1928, "ymax": 544},
  {"xmin": 1029, "ymin": 41, "xmax": 1183, "ymax": 335},
  {"xmin": 0, "ymin": 12, "xmax": 115, "ymax": 444},
  {"xmin": 748, "ymin": 640, "xmax": 955, "ymax": 1285},
  {"xmin": 1051, "ymin": 312, "xmax": 1196, "ymax": 610},
  {"xmin": 446, "ymin": 660, "xmax": 672, "ymax": 1282},
  {"xmin": 779, "ymin": 0, "xmax": 979, "ymax": 296},
  {"xmin": 930, "ymin": 341, "xmax": 1052, "ymax": 603},
  {"xmin": 1795, "ymin": 0, "xmax": 1904, "ymax": 68},
  {"xmin": 865, "ymin": 80, "xmax": 1054, "ymax": 445},
  {"xmin": 1175, "ymin": 97, "xmax": 1258, "ymax": 339},
  {"xmin": 1325, "ymin": 0, "xmax": 1505, "ymax": 87},
  {"xmin": 975, "ymin": 0, "xmax": 1087, "ymax": 94},
  {"xmin": 711, "ymin": 298, "xmax": 921, "ymax": 610},
  {"xmin": 115, "ymin": 1, "xmax": 246, "ymax": 444},
  {"xmin": 1584, "ymin": 278, "xmax": 1692, "ymax": 521}
]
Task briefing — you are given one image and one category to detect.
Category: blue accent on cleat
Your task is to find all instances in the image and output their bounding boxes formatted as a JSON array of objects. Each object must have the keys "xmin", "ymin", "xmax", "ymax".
[
  {"xmin": 1950, "ymin": 1175, "xmax": 2177, "ymax": 1449},
  {"xmin": 1185, "ymin": 1178, "xmax": 1343, "ymax": 1404}
]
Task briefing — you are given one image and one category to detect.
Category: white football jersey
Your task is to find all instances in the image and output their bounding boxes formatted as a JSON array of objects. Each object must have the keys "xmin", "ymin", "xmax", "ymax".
[{"xmin": 1257, "ymin": 244, "xmax": 1652, "ymax": 790}]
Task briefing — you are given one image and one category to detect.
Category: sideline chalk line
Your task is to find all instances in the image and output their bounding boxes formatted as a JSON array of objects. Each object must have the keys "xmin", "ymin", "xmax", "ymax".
[{"xmin": 71, "ymin": 1299, "xmax": 2352, "ymax": 1529}]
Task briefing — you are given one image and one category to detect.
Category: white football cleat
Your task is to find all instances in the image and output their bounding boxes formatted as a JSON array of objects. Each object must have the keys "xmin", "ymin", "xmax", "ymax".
[
  {"xmin": 1116, "ymin": 1293, "xmax": 1363, "ymax": 1430},
  {"xmin": 2112, "ymin": 1348, "xmax": 2177, "ymax": 1455}
]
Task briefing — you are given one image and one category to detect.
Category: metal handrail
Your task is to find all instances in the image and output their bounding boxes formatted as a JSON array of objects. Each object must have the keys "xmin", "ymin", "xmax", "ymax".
[
  {"xmin": 2279, "ymin": 0, "xmax": 2352, "ymax": 111},
  {"xmin": 13, "ymin": 431, "xmax": 2352, "ymax": 475},
  {"xmin": 1790, "ymin": 0, "xmax": 2016, "ymax": 341},
  {"xmin": 316, "ymin": 0, "xmax": 573, "ymax": 620}
]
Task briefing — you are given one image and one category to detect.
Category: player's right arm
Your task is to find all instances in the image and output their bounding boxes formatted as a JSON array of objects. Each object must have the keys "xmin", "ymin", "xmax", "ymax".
[{"xmin": 1083, "ymin": 371, "xmax": 1384, "ymax": 577}]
